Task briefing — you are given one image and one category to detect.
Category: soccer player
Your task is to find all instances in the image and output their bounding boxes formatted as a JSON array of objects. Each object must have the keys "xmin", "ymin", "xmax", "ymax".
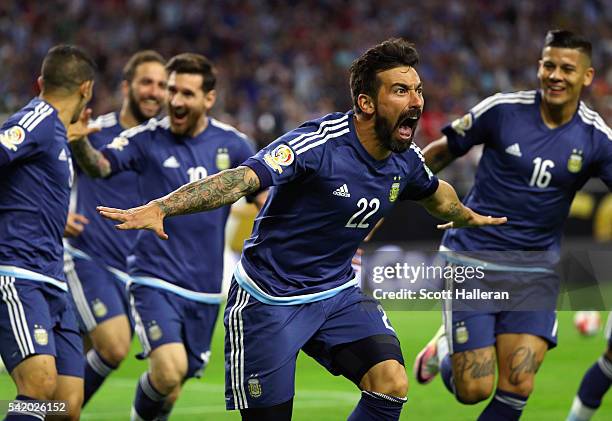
[
  {"xmin": 0, "ymin": 45, "xmax": 95, "ymax": 421},
  {"xmin": 63, "ymin": 50, "xmax": 167, "ymax": 406},
  {"xmin": 567, "ymin": 312, "xmax": 612, "ymax": 420},
  {"xmin": 68, "ymin": 53, "xmax": 260, "ymax": 421},
  {"xmin": 413, "ymin": 30, "xmax": 612, "ymax": 420},
  {"xmin": 96, "ymin": 38, "xmax": 506, "ymax": 421}
]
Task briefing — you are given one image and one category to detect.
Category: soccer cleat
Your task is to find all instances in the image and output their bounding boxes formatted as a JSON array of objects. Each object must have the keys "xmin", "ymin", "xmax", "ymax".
[{"xmin": 413, "ymin": 325, "xmax": 447, "ymax": 384}]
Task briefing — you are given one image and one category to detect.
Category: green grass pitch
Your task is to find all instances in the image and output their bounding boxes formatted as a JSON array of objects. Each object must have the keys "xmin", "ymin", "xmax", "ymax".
[{"xmin": 1, "ymin": 311, "xmax": 610, "ymax": 420}]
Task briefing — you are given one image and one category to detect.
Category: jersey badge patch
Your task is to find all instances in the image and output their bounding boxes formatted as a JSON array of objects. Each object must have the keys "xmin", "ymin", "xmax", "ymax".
[
  {"xmin": 148, "ymin": 322, "xmax": 162, "ymax": 341},
  {"xmin": 272, "ymin": 144, "xmax": 294, "ymax": 166},
  {"xmin": 567, "ymin": 149, "xmax": 583, "ymax": 173},
  {"xmin": 92, "ymin": 299, "xmax": 108, "ymax": 318},
  {"xmin": 34, "ymin": 326, "xmax": 49, "ymax": 346},
  {"xmin": 248, "ymin": 377, "xmax": 262, "ymax": 398},
  {"xmin": 389, "ymin": 176, "xmax": 401, "ymax": 202},
  {"xmin": 450, "ymin": 113, "xmax": 472, "ymax": 137},
  {"xmin": 216, "ymin": 147, "xmax": 230, "ymax": 170},
  {"xmin": 0, "ymin": 126, "xmax": 26, "ymax": 151},
  {"xmin": 455, "ymin": 324, "xmax": 469, "ymax": 344},
  {"xmin": 107, "ymin": 136, "xmax": 129, "ymax": 151}
]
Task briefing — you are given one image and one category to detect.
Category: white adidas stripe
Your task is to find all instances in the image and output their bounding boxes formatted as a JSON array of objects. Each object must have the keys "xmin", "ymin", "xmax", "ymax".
[
  {"xmin": 229, "ymin": 287, "xmax": 250, "ymax": 409},
  {"xmin": 288, "ymin": 115, "xmax": 348, "ymax": 147},
  {"xmin": 577, "ymin": 106, "xmax": 612, "ymax": 140},
  {"xmin": 129, "ymin": 291, "xmax": 151, "ymax": 356},
  {"xmin": 473, "ymin": 97, "xmax": 535, "ymax": 118},
  {"xmin": 290, "ymin": 120, "xmax": 349, "ymax": 150},
  {"xmin": 471, "ymin": 91, "xmax": 536, "ymax": 117},
  {"xmin": 210, "ymin": 118, "xmax": 248, "ymax": 139},
  {"xmin": 0, "ymin": 276, "xmax": 35, "ymax": 358},
  {"xmin": 120, "ymin": 117, "xmax": 165, "ymax": 139},
  {"xmin": 65, "ymin": 258, "xmax": 97, "ymax": 332},
  {"xmin": 25, "ymin": 107, "xmax": 54, "ymax": 132},
  {"xmin": 295, "ymin": 127, "xmax": 350, "ymax": 155},
  {"xmin": 18, "ymin": 102, "xmax": 46, "ymax": 127}
]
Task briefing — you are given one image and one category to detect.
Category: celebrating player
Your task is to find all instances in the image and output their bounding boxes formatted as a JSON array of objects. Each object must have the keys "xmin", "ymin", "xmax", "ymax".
[
  {"xmin": 97, "ymin": 38, "xmax": 506, "ymax": 421},
  {"xmin": 0, "ymin": 45, "xmax": 95, "ymax": 421},
  {"xmin": 414, "ymin": 30, "xmax": 612, "ymax": 420},
  {"xmin": 63, "ymin": 50, "xmax": 167, "ymax": 406},
  {"xmin": 69, "ymin": 53, "xmax": 260, "ymax": 421}
]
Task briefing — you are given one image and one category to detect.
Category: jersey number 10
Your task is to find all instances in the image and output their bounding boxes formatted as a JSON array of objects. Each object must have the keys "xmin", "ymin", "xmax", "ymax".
[{"xmin": 529, "ymin": 157, "xmax": 554, "ymax": 188}]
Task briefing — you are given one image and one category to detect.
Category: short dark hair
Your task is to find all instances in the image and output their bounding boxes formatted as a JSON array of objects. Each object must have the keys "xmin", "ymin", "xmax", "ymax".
[
  {"xmin": 349, "ymin": 38, "xmax": 419, "ymax": 114},
  {"xmin": 123, "ymin": 50, "xmax": 166, "ymax": 82},
  {"xmin": 544, "ymin": 29, "xmax": 592, "ymax": 59},
  {"xmin": 41, "ymin": 44, "xmax": 96, "ymax": 93},
  {"xmin": 166, "ymin": 53, "xmax": 216, "ymax": 93}
]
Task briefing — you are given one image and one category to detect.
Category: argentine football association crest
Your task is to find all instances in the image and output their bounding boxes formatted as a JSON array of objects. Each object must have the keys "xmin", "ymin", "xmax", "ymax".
[
  {"xmin": 92, "ymin": 299, "xmax": 108, "ymax": 318},
  {"xmin": 567, "ymin": 149, "xmax": 583, "ymax": 173},
  {"xmin": 216, "ymin": 147, "xmax": 230, "ymax": 170},
  {"xmin": 0, "ymin": 126, "xmax": 26, "ymax": 151},
  {"xmin": 450, "ymin": 113, "xmax": 472, "ymax": 137},
  {"xmin": 389, "ymin": 176, "xmax": 401, "ymax": 202},
  {"xmin": 248, "ymin": 377, "xmax": 262, "ymax": 398},
  {"xmin": 33, "ymin": 326, "xmax": 48, "ymax": 346},
  {"xmin": 148, "ymin": 321, "xmax": 163, "ymax": 341},
  {"xmin": 455, "ymin": 323, "xmax": 469, "ymax": 345}
]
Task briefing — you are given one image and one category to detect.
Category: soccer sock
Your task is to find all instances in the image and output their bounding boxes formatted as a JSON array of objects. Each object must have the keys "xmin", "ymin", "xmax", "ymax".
[
  {"xmin": 5, "ymin": 395, "xmax": 45, "ymax": 420},
  {"xmin": 83, "ymin": 349, "xmax": 118, "ymax": 405},
  {"xmin": 347, "ymin": 391, "xmax": 407, "ymax": 421},
  {"xmin": 568, "ymin": 355, "xmax": 612, "ymax": 421},
  {"xmin": 440, "ymin": 354, "xmax": 456, "ymax": 395},
  {"xmin": 132, "ymin": 372, "xmax": 167, "ymax": 421},
  {"xmin": 477, "ymin": 389, "xmax": 528, "ymax": 421},
  {"xmin": 154, "ymin": 402, "xmax": 174, "ymax": 421}
]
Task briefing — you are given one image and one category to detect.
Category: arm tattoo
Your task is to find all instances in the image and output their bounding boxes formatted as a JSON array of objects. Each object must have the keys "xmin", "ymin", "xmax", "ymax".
[
  {"xmin": 507, "ymin": 347, "xmax": 541, "ymax": 386},
  {"xmin": 156, "ymin": 166, "xmax": 260, "ymax": 217},
  {"xmin": 69, "ymin": 137, "xmax": 111, "ymax": 178},
  {"xmin": 454, "ymin": 350, "xmax": 495, "ymax": 381}
]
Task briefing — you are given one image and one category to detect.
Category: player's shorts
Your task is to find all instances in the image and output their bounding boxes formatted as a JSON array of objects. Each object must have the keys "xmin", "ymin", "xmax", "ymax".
[
  {"xmin": 0, "ymin": 276, "xmax": 83, "ymax": 377},
  {"xmin": 129, "ymin": 283, "xmax": 219, "ymax": 379},
  {"xmin": 224, "ymin": 279, "xmax": 400, "ymax": 410},
  {"xmin": 64, "ymin": 254, "xmax": 133, "ymax": 333}
]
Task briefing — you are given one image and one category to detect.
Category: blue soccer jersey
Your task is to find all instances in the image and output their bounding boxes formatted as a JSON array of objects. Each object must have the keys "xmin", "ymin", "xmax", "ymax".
[
  {"xmin": 102, "ymin": 117, "xmax": 255, "ymax": 301},
  {"xmin": 441, "ymin": 90, "xmax": 612, "ymax": 258},
  {"xmin": 68, "ymin": 112, "xmax": 141, "ymax": 271},
  {"xmin": 239, "ymin": 111, "xmax": 439, "ymax": 303},
  {"xmin": 0, "ymin": 98, "xmax": 73, "ymax": 288}
]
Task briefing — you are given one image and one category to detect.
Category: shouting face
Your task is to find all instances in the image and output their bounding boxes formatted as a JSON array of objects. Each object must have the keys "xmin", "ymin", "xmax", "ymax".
[{"xmin": 166, "ymin": 71, "xmax": 216, "ymax": 137}]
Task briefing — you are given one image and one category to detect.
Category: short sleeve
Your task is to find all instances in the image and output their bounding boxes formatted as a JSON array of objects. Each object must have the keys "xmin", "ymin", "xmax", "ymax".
[
  {"xmin": 399, "ymin": 144, "xmax": 440, "ymax": 201},
  {"xmin": 101, "ymin": 130, "xmax": 149, "ymax": 174},
  {"xmin": 595, "ymin": 137, "xmax": 612, "ymax": 191},
  {"xmin": 441, "ymin": 94, "xmax": 501, "ymax": 157},
  {"xmin": 242, "ymin": 118, "xmax": 338, "ymax": 189},
  {"xmin": 231, "ymin": 136, "xmax": 257, "ymax": 168},
  {"xmin": 0, "ymin": 124, "xmax": 40, "ymax": 167}
]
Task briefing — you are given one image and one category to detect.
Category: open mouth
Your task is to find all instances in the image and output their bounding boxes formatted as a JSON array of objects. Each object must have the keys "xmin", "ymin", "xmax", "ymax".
[
  {"xmin": 546, "ymin": 85, "xmax": 566, "ymax": 95},
  {"xmin": 396, "ymin": 113, "xmax": 420, "ymax": 141},
  {"xmin": 171, "ymin": 108, "xmax": 189, "ymax": 124}
]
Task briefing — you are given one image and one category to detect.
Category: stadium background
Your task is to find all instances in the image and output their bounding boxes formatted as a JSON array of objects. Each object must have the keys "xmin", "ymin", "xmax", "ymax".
[{"xmin": 1, "ymin": 0, "xmax": 611, "ymax": 419}]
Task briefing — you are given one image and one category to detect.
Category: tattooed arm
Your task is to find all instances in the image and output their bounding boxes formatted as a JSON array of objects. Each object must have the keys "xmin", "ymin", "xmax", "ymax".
[
  {"xmin": 69, "ymin": 137, "xmax": 112, "ymax": 178},
  {"xmin": 418, "ymin": 180, "xmax": 507, "ymax": 229},
  {"xmin": 422, "ymin": 136, "xmax": 456, "ymax": 173},
  {"xmin": 97, "ymin": 166, "xmax": 261, "ymax": 240}
]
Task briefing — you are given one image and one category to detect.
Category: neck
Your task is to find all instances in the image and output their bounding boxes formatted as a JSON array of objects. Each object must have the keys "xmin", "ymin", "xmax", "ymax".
[
  {"xmin": 119, "ymin": 102, "xmax": 140, "ymax": 129},
  {"xmin": 189, "ymin": 114, "xmax": 209, "ymax": 138},
  {"xmin": 40, "ymin": 93, "xmax": 78, "ymax": 129},
  {"xmin": 539, "ymin": 97, "xmax": 579, "ymax": 129},
  {"xmin": 353, "ymin": 113, "xmax": 391, "ymax": 160}
]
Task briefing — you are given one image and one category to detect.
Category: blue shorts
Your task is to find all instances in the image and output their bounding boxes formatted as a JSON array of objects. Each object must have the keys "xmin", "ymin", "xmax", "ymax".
[
  {"xmin": 224, "ymin": 279, "xmax": 399, "ymax": 410},
  {"xmin": 65, "ymin": 255, "xmax": 133, "ymax": 333},
  {"xmin": 445, "ymin": 310, "xmax": 558, "ymax": 353},
  {"xmin": 0, "ymin": 276, "xmax": 83, "ymax": 377},
  {"xmin": 129, "ymin": 283, "xmax": 219, "ymax": 379}
]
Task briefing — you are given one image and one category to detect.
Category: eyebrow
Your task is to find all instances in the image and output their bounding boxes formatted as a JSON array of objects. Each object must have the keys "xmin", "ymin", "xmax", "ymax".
[{"xmin": 392, "ymin": 82, "xmax": 423, "ymax": 90}]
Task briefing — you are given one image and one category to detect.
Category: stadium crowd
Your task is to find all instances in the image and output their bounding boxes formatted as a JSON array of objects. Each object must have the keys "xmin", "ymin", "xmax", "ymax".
[{"xmin": 1, "ymin": 0, "xmax": 611, "ymax": 148}]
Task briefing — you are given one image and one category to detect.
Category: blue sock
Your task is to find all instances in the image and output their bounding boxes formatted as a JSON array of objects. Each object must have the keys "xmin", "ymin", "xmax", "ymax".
[
  {"xmin": 132, "ymin": 372, "xmax": 167, "ymax": 421},
  {"xmin": 440, "ymin": 354, "xmax": 456, "ymax": 395},
  {"xmin": 347, "ymin": 391, "xmax": 407, "ymax": 421},
  {"xmin": 577, "ymin": 355, "xmax": 612, "ymax": 409},
  {"xmin": 477, "ymin": 389, "xmax": 528, "ymax": 421},
  {"xmin": 84, "ymin": 349, "xmax": 117, "ymax": 405},
  {"xmin": 6, "ymin": 395, "xmax": 45, "ymax": 420}
]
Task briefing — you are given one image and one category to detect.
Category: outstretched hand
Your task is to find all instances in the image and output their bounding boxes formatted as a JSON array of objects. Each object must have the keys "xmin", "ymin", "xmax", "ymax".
[
  {"xmin": 67, "ymin": 108, "xmax": 100, "ymax": 142},
  {"xmin": 97, "ymin": 202, "xmax": 168, "ymax": 240},
  {"xmin": 437, "ymin": 207, "xmax": 507, "ymax": 230}
]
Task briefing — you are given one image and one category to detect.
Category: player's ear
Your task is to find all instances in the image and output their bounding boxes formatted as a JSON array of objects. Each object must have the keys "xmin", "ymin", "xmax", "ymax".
[
  {"xmin": 357, "ymin": 93, "xmax": 375, "ymax": 115},
  {"xmin": 582, "ymin": 66, "xmax": 595, "ymax": 87},
  {"xmin": 80, "ymin": 80, "xmax": 94, "ymax": 99},
  {"xmin": 203, "ymin": 89, "xmax": 217, "ymax": 109},
  {"xmin": 120, "ymin": 80, "xmax": 129, "ymax": 98},
  {"xmin": 37, "ymin": 76, "xmax": 44, "ymax": 92}
]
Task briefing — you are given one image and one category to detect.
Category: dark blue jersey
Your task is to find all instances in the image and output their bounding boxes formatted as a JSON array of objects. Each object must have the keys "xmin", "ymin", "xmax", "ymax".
[
  {"xmin": 68, "ymin": 112, "xmax": 141, "ymax": 271},
  {"xmin": 102, "ymin": 117, "xmax": 255, "ymax": 302},
  {"xmin": 0, "ymin": 98, "xmax": 73, "ymax": 289},
  {"xmin": 238, "ymin": 111, "xmax": 439, "ymax": 304},
  {"xmin": 441, "ymin": 90, "xmax": 612, "ymax": 259}
]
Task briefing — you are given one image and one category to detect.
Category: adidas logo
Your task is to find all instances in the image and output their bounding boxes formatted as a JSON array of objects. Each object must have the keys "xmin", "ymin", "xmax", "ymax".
[
  {"xmin": 58, "ymin": 148, "xmax": 67, "ymax": 161},
  {"xmin": 162, "ymin": 156, "xmax": 180, "ymax": 168},
  {"xmin": 505, "ymin": 143, "xmax": 522, "ymax": 157},
  {"xmin": 333, "ymin": 184, "xmax": 351, "ymax": 197}
]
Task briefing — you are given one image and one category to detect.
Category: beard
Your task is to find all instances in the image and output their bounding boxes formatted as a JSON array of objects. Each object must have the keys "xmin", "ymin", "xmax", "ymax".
[
  {"xmin": 128, "ymin": 90, "xmax": 159, "ymax": 124},
  {"xmin": 374, "ymin": 107, "xmax": 421, "ymax": 153}
]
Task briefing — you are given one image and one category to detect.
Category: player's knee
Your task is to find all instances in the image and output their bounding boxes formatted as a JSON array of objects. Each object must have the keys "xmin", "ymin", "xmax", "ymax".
[
  {"xmin": 366, "ymin": 360, "xmax": 408, "ymax": 397},
  {"xmin": 502, "ymin": 377, "xmax": 534, "ymax": 398},
  {"xmin": 455, "ymin": 381, "xmax": 493, "ymax": 404},
  {"xmin": 150, "ymin": 364, "xmax": 185, "ymax": 394},
  {"xmin": 97, "ymin": 340, "xmax": 130, "ymax": 367}
]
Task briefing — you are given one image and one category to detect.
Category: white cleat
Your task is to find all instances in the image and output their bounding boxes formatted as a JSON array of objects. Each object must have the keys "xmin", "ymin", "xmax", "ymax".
[{"xmin": 413, "ymin": 325, "xmax": 447, "ymax": 384}]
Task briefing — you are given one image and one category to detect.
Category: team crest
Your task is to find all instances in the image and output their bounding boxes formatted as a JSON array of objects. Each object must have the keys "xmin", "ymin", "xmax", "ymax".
[
  {"xmin": 247, "ymin": 377, "xmax": 262, "ymax": 398},
  {"xmin": 148, "ymin": 322, "xmax": 162, "ymax": 341},
  {"xmin": 567, "ymin": 149, "xmax": 583, "ymax": 173},
  {"xmin": 107, "ymin": 136, "xmax": 129, "ymax": 151},
  {"xmin": 271, "ymin": 144, "xmax": 295, "ymax": 167},
  {"xmin": 389, "ymin": 176, "xmax": 401, "ymax": 202},
  {"xmin": 455, "ymin": 325, "xmax": 469, "ymax": 344},
  {"xmin": 450, "ymin": 113, "xmax": 472, "ymax": 137},
  {"xmin": 92, "ymin": 299, "xmax": 108, "ymax": 318},
  {"xmin": 216, "ymin": 147, "xmax": 230, "ymax": 170},
  {"xmin": 0, "ymin": 126, "xmax": 26, "ymax": 151},
  {"xmin": 33, "ymin": 326, "xmax": 48, "ymax": 346}
]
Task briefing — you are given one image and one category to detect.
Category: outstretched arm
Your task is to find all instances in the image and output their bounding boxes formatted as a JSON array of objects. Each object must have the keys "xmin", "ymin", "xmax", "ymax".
[
  {"xmin": 98, "ymin": 166, "xmax": 261, "ymax": 239},
  {"xmin": 67, "ymin": 108, "xmax": 110, "ymax": 178},
  {"xmin": 418, "ymin": 180, "xmax": 507, "ymax": 229},
  {"xmin": 422, "ymin": 136, "xmax": 456, "ymax": 173}
]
